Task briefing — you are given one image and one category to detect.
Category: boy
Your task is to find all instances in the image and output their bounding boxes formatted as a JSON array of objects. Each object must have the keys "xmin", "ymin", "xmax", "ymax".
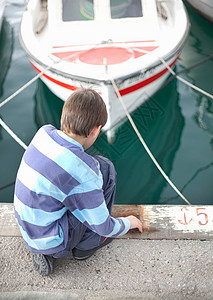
[{"xmin": 14, "ymin": 88, "xmax": 142, "ymax": 276}]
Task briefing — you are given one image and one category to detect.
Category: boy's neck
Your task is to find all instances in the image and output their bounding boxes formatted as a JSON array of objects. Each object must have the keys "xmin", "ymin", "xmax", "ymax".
[
  {"xmin": 63, "ymin": 125, "xmax": 101, "ymax": 150},
  {"xmin": 63, "ymin": 131, "xmax": 86, "ymax": 149}
]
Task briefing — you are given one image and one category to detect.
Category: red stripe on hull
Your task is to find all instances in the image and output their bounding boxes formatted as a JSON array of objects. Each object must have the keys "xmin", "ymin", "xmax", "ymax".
[
  {"xmin": 31, "ymin": 63, "xmax": 78, "ymax": 91},
  {"xmin": 119, "ymin": 56, "xmax": 179, "ymax": 96}
]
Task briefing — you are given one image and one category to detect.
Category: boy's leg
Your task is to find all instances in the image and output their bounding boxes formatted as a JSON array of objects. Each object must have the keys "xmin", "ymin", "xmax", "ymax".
[{"xmin": 52, "ymin": 156, "xmax": 116, "ymax": 260}]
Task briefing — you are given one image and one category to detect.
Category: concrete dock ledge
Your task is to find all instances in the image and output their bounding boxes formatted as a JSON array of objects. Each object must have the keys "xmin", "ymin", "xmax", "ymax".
[
  {"xmin": 0, "ymin": 203, "xmax": 212, "ymax": 299},
  {"xmin": 0, "ymin": 203, "xmax": 212, "ymax": 239}
]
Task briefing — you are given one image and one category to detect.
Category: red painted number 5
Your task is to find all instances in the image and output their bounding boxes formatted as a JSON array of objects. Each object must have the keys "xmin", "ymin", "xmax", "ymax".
[{"xmin": 196, "ymin": 208, "xmax": 208, "ymax": 225}]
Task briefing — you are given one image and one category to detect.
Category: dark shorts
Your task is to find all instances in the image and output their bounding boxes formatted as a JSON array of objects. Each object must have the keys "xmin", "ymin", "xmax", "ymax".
[{"xmin": 52, "ymin": 156, "xmax": 116, "ymax": 258}]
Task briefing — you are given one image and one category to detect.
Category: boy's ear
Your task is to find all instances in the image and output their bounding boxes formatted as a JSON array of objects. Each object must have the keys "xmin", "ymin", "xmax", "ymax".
[{"xmin": 90, "ymin": 125, "xmax": 102, "ymax": 137}]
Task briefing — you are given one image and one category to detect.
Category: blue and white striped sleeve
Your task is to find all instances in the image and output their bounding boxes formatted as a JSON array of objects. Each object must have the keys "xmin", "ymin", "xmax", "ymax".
[{"xmin": 63, "ymin": 185, "xmax": 130, "ymax": 237}]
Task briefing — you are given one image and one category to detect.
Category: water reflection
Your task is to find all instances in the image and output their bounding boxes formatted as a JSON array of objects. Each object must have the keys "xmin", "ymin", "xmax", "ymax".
[
  {"xmin": 159, "ymin": 161, "xmax": 213, "ymax": 204},
  {"xmin": 89, "ymin": 79, "xmax": 184, "ymax": 205},
  {"xmin": 181, "ymin": 5, "xmax": 213, "ymax": 147},
  {"xmin": 0, "ymin": 18, "xmax": 13, "ymax": 141},
  {"xmin": 194, "ymin": 97, "xmax": 213, "ymax": 149},
  {"xmin": 0, "ymin": 18, "xmax": 13, "ymax": 98}
]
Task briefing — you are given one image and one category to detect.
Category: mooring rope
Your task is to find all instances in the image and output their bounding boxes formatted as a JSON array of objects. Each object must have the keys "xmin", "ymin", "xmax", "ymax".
[
  {"xmin": 0, "ymin": 181, "xmax": 15, "ymax": 191},
  {"xmin": 134, "ymin": 47, "xmax": 213, "ymax": 100},
  {"xmin": 0, "ymin": 118, "xmax": 28, "ymax": 150},
  {"xmin": 108, "ymin": 74, "xmax": 191, "ymax": 205},
  {"xmin": 0, "ymin": 60, "xmax": 57, "ymax": 109}
]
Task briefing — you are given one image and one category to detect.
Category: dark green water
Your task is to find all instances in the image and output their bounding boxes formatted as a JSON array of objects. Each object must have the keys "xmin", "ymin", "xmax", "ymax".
[{"xmin": 0, "ymin": 1, "xmax": 213, "ymax": 205}]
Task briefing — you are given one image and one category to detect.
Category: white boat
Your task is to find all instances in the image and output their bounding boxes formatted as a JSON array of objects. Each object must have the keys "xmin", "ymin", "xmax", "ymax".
[
  {"xmin": 0, "ymin": 0, "xmax": 5, "ymax": 33},
  {"xmin": 185, "ymin": 0, "xmax": 213, "ymax": 23},
  {"xmin": 20, "ymin": 0, "xmax": 189, "ymax": 140}
]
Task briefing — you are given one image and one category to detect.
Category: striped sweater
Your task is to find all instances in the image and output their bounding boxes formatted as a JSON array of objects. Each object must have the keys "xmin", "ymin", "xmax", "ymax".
[{"xmin": 14, "ymin": 125, "xmax": 130, "ymax": 254}]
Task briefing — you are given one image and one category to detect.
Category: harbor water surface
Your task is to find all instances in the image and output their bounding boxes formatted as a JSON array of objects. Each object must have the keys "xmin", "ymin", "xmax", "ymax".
[{"xmin": 0, "ymin": 1, "xmax": 213, "ymax": 205}]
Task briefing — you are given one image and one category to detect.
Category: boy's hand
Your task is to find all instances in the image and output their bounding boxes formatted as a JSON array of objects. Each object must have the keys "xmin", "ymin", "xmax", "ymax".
[{"xmin": 126, "ymin": 215, "xmax": 143, "ymax": 233}]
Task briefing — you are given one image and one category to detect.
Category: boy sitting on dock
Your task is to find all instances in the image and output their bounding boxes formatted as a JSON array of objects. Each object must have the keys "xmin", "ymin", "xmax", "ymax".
[{"xmin": 14, "ymin": 88, "xmax": 142, "ymax": 276}]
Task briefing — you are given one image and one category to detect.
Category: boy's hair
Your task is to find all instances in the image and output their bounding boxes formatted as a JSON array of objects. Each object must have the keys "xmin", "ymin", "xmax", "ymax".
[{"xmin": 60, "ymin": 88, "xmax": 108, "ymax": 137}]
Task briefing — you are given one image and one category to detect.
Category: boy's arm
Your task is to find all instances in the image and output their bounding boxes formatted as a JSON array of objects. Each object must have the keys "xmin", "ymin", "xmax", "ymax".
[{"xmin": 63, "ymin": 191, "xmax": 142, "ymax": 237}]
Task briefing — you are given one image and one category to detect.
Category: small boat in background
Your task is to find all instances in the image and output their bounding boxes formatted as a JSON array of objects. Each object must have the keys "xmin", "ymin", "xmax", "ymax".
[
  {"xmin": 185, "ymin": 0, "xmax": 213, "ymax": 23},
  {"xmin": 20, "ymin": 0, "xmax": 189, "ymax": 140},
  {"xmin": 0, "ymin": 0, "xmax": 5, "ymax": 33}
]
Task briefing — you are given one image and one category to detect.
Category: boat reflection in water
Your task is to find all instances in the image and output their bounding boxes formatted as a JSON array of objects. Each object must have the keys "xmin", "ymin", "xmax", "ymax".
[
  {"xmin": 182, "ymin": 5, "xmax": 213, "ymax": 148},
  {"xmin": 0, "ymin": 0, "xmax": 5, "ymax": 33},
  {"xmin": 0, "ymin": 18, "xmax": 13, "ymax": 140},
  {"xmin": 88, "ymin": 79, "xmax": 184, "ymax": 205},
  {"xmin": 185, "ymin": 0, "xmax": 213, "ymax": 23},
  {"xmin": 34, "ymin": 77, "xmax": 184, "ymax": 205},
  {"xmin": 0, "ymin": 19, "xmax": 13, "ymax": 98},
  {"xmin": 195, "ymin": 97, "xmax": 213, "ymax": 149}
]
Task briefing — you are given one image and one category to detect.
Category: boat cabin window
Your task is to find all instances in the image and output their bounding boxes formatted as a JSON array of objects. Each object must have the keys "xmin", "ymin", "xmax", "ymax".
[
  {"xmin": 62, "ymin": 0, "xmax": 94, "ymax": 21},
  {"xmin": 110, "ymin": 0, "xmax": 142, "ymax": 19}
]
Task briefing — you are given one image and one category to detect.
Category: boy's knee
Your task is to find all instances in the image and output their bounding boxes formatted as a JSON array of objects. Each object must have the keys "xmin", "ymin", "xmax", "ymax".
[
  {"xmin": 95, "ymin": 156, "xmax": 116, "ymax": 194},
  {"xmin": 95, "ymin": 155, "xmax": 116, "ymax": 177}
]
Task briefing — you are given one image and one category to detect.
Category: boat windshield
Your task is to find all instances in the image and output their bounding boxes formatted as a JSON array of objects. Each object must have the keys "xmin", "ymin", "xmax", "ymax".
[
  {"xmin": 62, "ymin": 0, "xmax": 94, "ymax": 21},
  {"xmin": 110, "ymin": 0, "xmax": 142, "ymax": 19}
]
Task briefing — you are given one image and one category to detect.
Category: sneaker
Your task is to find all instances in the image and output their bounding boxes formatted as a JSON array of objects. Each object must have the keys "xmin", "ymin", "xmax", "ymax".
[
  {"xmin": 32, "ymin": 253, "xmax": 53, "ymax": 276},
  {"xmin": 72, "ymin": 237, "xmax": 113, "ymax": 261}
]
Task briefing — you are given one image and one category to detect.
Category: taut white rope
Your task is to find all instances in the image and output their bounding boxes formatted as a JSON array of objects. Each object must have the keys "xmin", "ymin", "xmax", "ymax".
[
  {"xmin": 0, "ymin": 61, "xmax": 56, "ymax": 109},
  {"xmin": 0, "ymin": 118, "xmax": 28, "ymax": 150},
  {"xmin": 109, "ymin": 76, "xmax": 191, "ymax": 206}
]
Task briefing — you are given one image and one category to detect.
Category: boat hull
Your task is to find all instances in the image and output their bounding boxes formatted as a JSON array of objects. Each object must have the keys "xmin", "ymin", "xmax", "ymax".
[
  {"xmin": 30, "ymin": 52, "xmax": 179, "ymax": 135},
  {"xmin": 185, "ymin": 0, "xmax": 213, "ymax": 23}
]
